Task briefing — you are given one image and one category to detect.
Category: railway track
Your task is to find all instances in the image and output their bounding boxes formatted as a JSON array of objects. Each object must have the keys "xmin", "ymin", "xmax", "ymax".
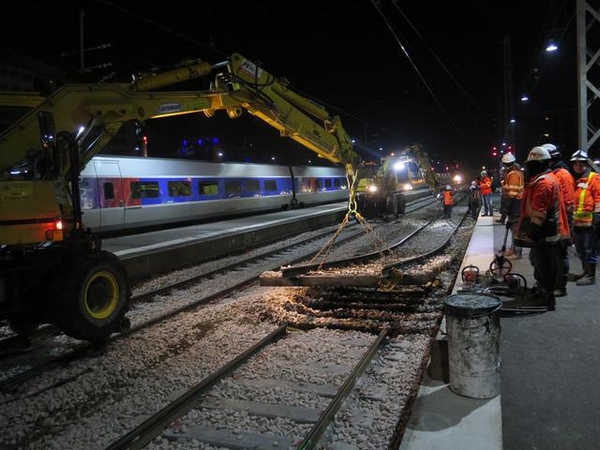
[{"xmin": 105, "ymin": 325, "xmax": 393, "ymax": 450}]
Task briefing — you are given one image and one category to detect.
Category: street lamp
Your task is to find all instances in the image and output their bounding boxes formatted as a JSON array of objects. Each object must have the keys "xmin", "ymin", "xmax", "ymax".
[{"xmin": 546, "ymin": 39, "xmax": 558, "ymax": 53}]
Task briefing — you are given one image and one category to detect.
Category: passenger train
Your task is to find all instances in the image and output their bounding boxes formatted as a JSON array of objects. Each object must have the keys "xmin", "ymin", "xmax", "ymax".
[{"xmin": 79, "ymin": 155, "xmax": 349, "ymax": 235}]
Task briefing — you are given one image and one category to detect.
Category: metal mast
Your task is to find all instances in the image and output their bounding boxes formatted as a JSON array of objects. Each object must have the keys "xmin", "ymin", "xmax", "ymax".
[
  {"xmin": 577, "ymin": 0, "xmax": 600, "ymax": 155},
  {"xmin": 503, "ymin": 35, "xmax": 515, "ymax": 157}
]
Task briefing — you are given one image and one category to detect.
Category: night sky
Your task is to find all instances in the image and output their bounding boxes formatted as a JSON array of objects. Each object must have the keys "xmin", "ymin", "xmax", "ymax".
[{"xmin": 2, "ymin": 0, "xmax": 576, "ymax": 172}]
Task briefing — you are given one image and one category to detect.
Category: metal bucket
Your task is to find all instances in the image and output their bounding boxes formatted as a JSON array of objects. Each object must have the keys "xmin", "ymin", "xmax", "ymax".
[{"xmin": 444, "ymin": 293, "xmax": 502, "ymax": 399}]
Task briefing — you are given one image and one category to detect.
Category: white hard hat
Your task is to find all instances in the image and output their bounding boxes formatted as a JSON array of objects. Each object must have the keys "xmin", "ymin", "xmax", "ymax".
[
  {"xmin": 542, "ymin": 143, "xmax": 560, "ymax": 159},
  {"xmin": 480, "ymin": 170, "xmax": 487, "ymax": 176},
  {"xmin": 446, "ymin": 185, "xmax": 451, "ymax": 190},
  {"xmin": 527, "ymin": 146, "xmax": 551, "ymax": 162},
  {"xmin": 501, "ymin": 153, "xmax": 516, "ymax": 164},
  {"xmin": 570, "ymin": 149, "xmax": 590, "ymax": 161}
]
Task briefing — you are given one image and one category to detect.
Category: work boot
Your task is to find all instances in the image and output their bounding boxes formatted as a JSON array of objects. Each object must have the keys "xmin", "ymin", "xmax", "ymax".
[
  {"xmin": 567, "ymin": 272, "xmax": 584, "ymax": 282},
  {"xmin": 567, "ymin": 262, "xmax": 585, "ymax": 282},
  {"xmin": 506, "ymin": 252, "xmax": 522, "ymax": 260},
  {"xmin": 514, "ymin": 289, "xmax": 556, "ymax": 311},
  {"xmin": 553, "ymin": 288, "xmax": 567, "ymax": 297},
  {"xmin": 576, "ymin": 263, "xmax": 596, "ymax": 286}
]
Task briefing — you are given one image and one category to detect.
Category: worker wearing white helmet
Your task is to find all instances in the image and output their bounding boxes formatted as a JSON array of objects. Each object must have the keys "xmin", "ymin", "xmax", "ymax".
[
  {"xmin": 498, "ymin": 152, "xmax": 524, "ymax": 260},
  {"xmin": 568, "ymin": 149, "xmax": 600, "ymax": 286},
  {"xmin": 468, "ymin": 180, "xmax": 481, "ymax": 219},
  {"xmin": 497, "ymin": 152, "xmax": 519, "ymax": 224},
  {"xmin": 437, "ymin": 184, "xmax": 454, "ymax": 219},
  {"xmin": 539, "ymin": 143, "xmax": 575, "ymax": 296},
  {"xmin": 513, "ymin": 146, "xmax": 571, "ymax": 310},
  {"xmin": 478, "ymin": 170, "xmax": 494, "ymax": 216}
]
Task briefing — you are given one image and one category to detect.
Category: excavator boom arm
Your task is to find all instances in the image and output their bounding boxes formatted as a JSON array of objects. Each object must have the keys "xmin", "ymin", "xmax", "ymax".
[{"xmin": 0, "ymin": 54, "xmax": 361, "ymax": 185}]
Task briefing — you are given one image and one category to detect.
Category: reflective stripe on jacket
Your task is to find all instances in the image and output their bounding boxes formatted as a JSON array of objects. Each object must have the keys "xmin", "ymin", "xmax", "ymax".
[
  {"xmin": 553, "ymin": 167, "xmax": 576, "ymax": 214},
  {"xmin": 573, "ymin": 171, "xmax": 600, "ymax": 227}
]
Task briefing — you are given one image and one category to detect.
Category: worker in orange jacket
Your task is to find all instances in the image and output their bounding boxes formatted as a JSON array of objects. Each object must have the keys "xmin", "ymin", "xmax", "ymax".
[
  {"xmin": 498, "ymin": 153, "xmax": 525, "ymax": 260},
  {"xmin": 437, "ymin": 185, "xmax": 454, "ymax": 219},
  {"xmin": 514, "ymin": 146, "xmax": 571, "ymax": 311},
  {"xmin": 478, "ymin": 170, "xmax": 494, "ymax": 216},
  {"xmin": 543, "ymin": 143, "xmax": 576, "ymax": 296}
]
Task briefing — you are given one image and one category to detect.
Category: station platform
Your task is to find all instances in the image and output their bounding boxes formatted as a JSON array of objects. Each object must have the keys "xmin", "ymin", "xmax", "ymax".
[
  {"xmin": 103, "ymin": 203, "xmax": 347, "ymax": 282},
  {"xmin": 401, "ymin": 204, "xmax": 600, "ymax": 450}
]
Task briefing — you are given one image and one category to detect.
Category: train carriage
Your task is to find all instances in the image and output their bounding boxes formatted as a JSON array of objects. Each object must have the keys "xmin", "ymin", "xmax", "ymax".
[{"xmin": 79, "ymin": 155, "xmax": 349, "ymax": 234}]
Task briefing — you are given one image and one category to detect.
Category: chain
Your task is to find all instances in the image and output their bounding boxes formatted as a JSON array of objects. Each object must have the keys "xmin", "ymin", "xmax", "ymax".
[
  {"xmin": 309, "ymin": 212, "xmax": 352, "ymax": 267},
  {"xmin": 310, "ymin": 211, "xmax": 398, "ymax": 270}
]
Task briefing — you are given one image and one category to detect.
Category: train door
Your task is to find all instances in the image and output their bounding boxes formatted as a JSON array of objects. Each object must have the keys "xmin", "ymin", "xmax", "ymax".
[{"xmin": 91, "ymin": 160, "xmax": 125, "ymax": 231}]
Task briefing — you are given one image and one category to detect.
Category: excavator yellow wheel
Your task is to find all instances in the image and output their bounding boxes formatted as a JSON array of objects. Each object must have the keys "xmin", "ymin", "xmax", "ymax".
[{"xmin": 54, "ymin": 250, "xmax": 131, "ymax": 342}]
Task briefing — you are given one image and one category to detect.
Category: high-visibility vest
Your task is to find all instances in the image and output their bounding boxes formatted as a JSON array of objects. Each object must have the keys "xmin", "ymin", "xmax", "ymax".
[
  {"xmin": 443, "ymin": 190, "xmax": 454, "ymax": 206},
  {"xmin": 573, "ymin": 171, "xmax": 600, "ymax": 227},
  {"xmin": 479, "ymin": 176, "xmax": 493, "ymax": 195},
  {"xmin": 502, "ymin": 167, "xmax": 524, "ymax": 199}
]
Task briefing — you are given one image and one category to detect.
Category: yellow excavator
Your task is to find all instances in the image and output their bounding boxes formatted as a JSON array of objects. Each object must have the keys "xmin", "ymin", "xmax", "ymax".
[{"xmin": 0, "ymin": 53, "xmax": 437, "ymax": 341}]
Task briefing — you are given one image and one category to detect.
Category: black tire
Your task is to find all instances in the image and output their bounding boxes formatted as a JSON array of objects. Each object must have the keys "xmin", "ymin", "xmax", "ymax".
[{"xmin": 55, "ymin": 251, "xmax": 130, "ymax": 342}]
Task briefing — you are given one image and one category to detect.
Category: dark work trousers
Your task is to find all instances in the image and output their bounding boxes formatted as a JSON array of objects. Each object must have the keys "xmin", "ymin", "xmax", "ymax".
[
  {"xmin": 482, "ymin": 193, "xmax": 493, "ymax": 215},
  {"xmin": 573, "ymin": 227, "xmax": 600, "ymax": 264},
  {"xmin": 551, "ymin": 240, "xmax": 569, "ymax": 290},
  {"xmin": 468, "ymin": 198, "xmax": 480, "ymax": 219},
  {"xmin": 443, "ymin": 204, "xmax": 452, "ymax": 219},
  {"xmin": 529, "ymin": 245, "xmax": 559, "ymax": 292}
]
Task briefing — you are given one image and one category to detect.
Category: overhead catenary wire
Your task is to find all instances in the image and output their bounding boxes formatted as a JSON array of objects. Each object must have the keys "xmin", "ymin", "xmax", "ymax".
[{"xmin": 370, "ymin": 0, "xmax": 462, "ymax": 137}]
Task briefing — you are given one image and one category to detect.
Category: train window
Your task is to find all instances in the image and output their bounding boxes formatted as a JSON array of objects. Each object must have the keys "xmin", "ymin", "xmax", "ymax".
[
  {"xmin": 225, "ymin": 180, "xmax": 242, "ymax": 198},
  {"xmin": 264, "ymin": 179, "xmax": 277, "ymax": 192},
  {"xmin": 103, "ymin": 182, "xmax": 115, "ymax": 200},
  {"xmin": 198, "ymin": 180, "xmax": 219, "ymax": 196},
  {"xmin": 315, "ymin": 179, "xmax": 325, "ymax": 191},
  {"xmin": 324, "ymin": 179, "xmax": 333, "ymax": 189},
  {"xmin": 130, "ymin": 181, "xmax": 160, "ymax": 199},
  {"xmin": 168, "ymin": 180, "xmax": 192, "ymax": 197},
  {"xmin": 334, "ymin": 178, "xmax": 342, "ymax": 189},
  {"xmin": 246, "ymin": 179, "xmax": 260, "ymax": 196}
]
